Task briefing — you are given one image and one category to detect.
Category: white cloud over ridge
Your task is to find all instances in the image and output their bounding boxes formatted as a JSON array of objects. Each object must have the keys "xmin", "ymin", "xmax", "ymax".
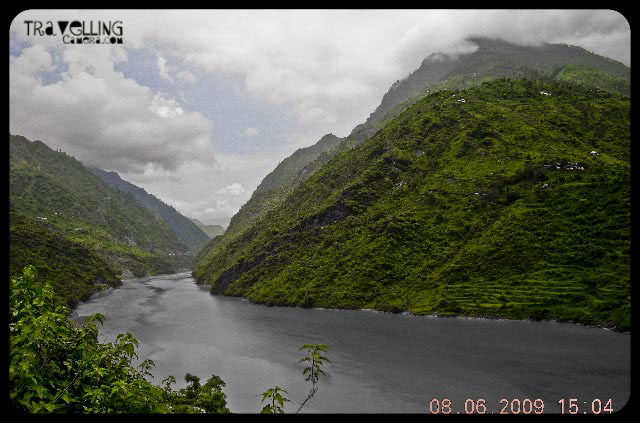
[
  {"xmin": 216, "ymin": 183, "xmax": 245, "ymax": 196},
  {"xmin": 11, "ymin": 10, "xmax": 630, "ymax": 146},
  {"xmin": 176, "ymin": 69, "xmax": 196, "ymax": 83}
]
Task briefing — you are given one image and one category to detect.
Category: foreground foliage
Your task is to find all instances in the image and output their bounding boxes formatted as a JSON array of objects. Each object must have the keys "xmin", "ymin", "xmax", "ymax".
[
  {"xmin": 10, "ymin": 266, "xmax": 330, "ymax": 414},
  {"xmin": 161, "ymin": 374, "xmax": 229, "ymax": 413},
  {"xmin": 259, "ymin": 386, "xmax": 291, "ymax": 414},
  {"xmin": 296, "ymin": 344, "xmax": 330, "ymax": 413},
  {"xmin": 260, "ymin": 343, "xmax": 331, "ymax": 414},
  {"xmin": 9, "ymin": 266, "xmax": 228, "ymax": 414}
]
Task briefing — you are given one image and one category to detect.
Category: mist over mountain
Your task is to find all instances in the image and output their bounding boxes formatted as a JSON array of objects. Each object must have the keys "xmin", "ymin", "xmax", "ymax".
[{"xmin": 353, "ymin": 37, "xmax": 629, "ymax": 144}]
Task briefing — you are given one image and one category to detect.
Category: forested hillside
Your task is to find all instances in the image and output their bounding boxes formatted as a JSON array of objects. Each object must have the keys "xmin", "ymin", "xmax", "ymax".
[
  {"xmin": 194, "ymin": 79, "xmax": 630, "ymax": 330},
  {"xmin": 9, "ymin": 210, "xmax": 121, "ymax": 308},
  {"xmin": 9, "ymin": 134, "xmax": 193, "ymax": 306},
  {"xmin": 90, "ymin": 168, "xmax": 210, "ymax": 254},
  {"xmin": 196, "ymin": 38, "xmax": 630, "ymax": 284}
]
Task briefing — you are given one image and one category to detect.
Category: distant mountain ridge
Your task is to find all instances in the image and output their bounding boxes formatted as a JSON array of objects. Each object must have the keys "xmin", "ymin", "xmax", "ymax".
[
  {"xmin": 188, "ymin": 217, "xmax": 225, "ymax": 239},
  {"xmin": 224, "ymin": 133, "xmax": 343, "ymax": 238},
  {"xmin": 89, "ymin": 168, "xmax": 210, "ymax": 254}
]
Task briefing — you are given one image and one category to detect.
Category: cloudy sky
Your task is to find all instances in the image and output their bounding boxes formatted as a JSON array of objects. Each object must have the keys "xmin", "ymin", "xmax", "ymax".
[{"xmin": 9, "ymin": 10, "xmax": 630, "ymax": 226}]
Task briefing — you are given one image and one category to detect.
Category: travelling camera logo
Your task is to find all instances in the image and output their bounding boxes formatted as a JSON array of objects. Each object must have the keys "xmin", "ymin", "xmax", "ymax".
[{"xmin": 24, "ymin": 20, "xmax": 123, "ymax": 44}]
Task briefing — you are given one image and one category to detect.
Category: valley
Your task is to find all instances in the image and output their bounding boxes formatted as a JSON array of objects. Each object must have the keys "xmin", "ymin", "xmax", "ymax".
[{"xmin": 9, "ymin": 13, "xmax": 631, "ymax": 415}]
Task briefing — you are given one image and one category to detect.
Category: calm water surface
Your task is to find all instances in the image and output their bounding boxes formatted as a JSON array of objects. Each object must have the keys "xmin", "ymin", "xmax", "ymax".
[{"xmin": 70, "ymin": 273, "xmax": 630, "ymax": 413}]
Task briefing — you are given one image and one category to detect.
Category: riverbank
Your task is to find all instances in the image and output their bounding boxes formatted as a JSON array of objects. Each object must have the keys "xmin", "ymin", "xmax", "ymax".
[
  {"xmin": 194, "ymin": 273, "xmax": 629, "ymax": 334},
  {"xmin": 244, "ymin": 297, "xmax": 630, "ymax": 334}
]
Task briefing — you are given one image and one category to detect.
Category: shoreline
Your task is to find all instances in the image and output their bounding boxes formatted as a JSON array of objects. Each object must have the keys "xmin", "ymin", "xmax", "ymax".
[
  {"xmin": 243, "ymin": 298, "xmax": 630, "ymax": 335},
  {"xmin": 207, "ymin": 289, "xmax": 629, "ymax": 335},
  {"xmin": 148, "ymin": 273, "xmax": 630, "ymax": 335}
]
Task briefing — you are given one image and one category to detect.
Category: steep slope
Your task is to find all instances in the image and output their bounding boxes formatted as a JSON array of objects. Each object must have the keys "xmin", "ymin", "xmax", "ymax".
[
  {"xmin": 225, "ymin": 133, "xmax": 343, "ymax": 237},
  {"xmin": 196, "ymin": 37, "xmax": 630, "ymax": 279},
  {"xmin": 89, "ymin": 168, "xmax": 210, "ymax": 254},
  {"xmin": 194, "ymin": 79, "xmax": 630, "ymax": 330},
  {"xmin": 366, "ymin": 37, "xmax": 629, "ymax": 131},
  {"xmin": 9, "ymin": 134, "xmax": 193, "ymax": 301},
  {"xmin": 192, "ymin": 133, "xmax": 343, "ymax": 275},
  {"xmin": 188, "ymin": 217, "xmax": 225, "ymax": 238},
  {"xmin": 9, "ymin": 209, "xmax": 121, "ymax": 308}
]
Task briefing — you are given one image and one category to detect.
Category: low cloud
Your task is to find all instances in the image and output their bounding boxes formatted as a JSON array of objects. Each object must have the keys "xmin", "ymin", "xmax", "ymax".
[
  {"xmin": 122, "ymin": 155, "xmax": 278, "ymax": 226},
  {"xmin": 156, "ymin": 55, "xmax": 173, "ymax": 81},
  {"xmin": 176, "ymin": 69, "xmax": 196, "ymax": 83},
  {"xmin": 9, "ymin": 43, "xmax": 215, "ymax": 174},
  {"xmin": 216, "ymin": 183, "xmax": 245, "ymax": 196},
  {"xmin": 164, "ymin": 197, "xmax": 237, "ymax": 227},
  {"xmin": 10, "ymin": 10, "xmax": 629, "ymax": 147},
  {"xmin": 9, "ymin": 10, "xmax": 629, "ymax": 223}
]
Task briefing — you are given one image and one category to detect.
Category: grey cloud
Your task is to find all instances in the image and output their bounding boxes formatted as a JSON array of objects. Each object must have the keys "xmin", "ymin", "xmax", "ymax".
[{"xmin": 9, "ymin": 43, "xmax": 215, "ymax": 174}]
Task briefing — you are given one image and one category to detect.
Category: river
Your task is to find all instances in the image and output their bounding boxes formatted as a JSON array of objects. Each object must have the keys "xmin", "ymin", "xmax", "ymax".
[{"xmin": 69, "ymin": 272, "xmax": 630, "ymax": 414}]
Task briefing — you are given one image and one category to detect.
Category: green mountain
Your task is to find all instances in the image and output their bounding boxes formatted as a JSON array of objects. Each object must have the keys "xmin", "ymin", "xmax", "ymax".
[
  {"xmin": 188, "ymin": 217, "xmax": 225, "ymax": 239},
  {"xmin": 356, "ymin": 37, "xmax": 629, "ymax": 142},
  {"xmin": 9, "ymin": 210, "xmax": 121, "ymax": 308},
  {"xmin": 225, "ymin": 133, "xmax": 343, "ymax": 238},
  {"xmin": 554, "ymin": 64, "xmax": 630, "ymax": 96},
  {"xmin": 193, "ymin": 133, "xmax": 344, "ymax": 272},
  {"xmin": 194, "ymin": 78, "xmax": 630, "ymax": 330},
  {"xmin": 9, "ymin": 134, "xmax": 193, "ymax": 306},
  {"xmin": 89, "ymin": 167, "xmax": 210, "ymax": 254},
  {"xmin": 196, "ymin": 38, "xmax": 630, "ymax": 284}
]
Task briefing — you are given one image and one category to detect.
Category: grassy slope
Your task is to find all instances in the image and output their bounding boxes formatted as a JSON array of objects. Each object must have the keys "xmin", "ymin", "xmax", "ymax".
[
  {"xmin": 9, "ymin": 135, "xmax": 193, "ymax": 305},
  {"xmin": 194, "ymin": 79, "xmax": 630, "ymax": 330},
  {"xmin": 555, "ymin": 64, "xmax": 630, "ymax": 96},
  {"xmin": 195, "ymin": 39, "xmax": 630, "ymax": 282}
]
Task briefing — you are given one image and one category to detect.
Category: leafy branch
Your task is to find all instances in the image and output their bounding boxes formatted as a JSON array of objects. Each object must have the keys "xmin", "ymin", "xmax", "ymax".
[
  {"xmin": 259, "ymin": 386, "xmax": 291, "ymax": 414},
  {"xmin": 296, "ymin": 343, "xmax": 330, "ymax": 413}
]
